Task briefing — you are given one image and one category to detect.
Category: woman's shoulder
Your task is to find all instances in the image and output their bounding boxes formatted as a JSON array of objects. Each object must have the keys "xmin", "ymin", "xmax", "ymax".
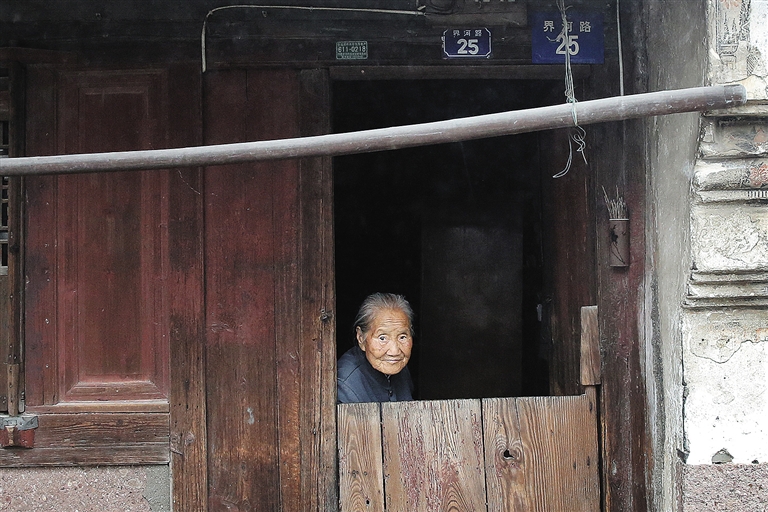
[{"xmin": 337, "ymin": 345, "xmax": 365, "ymax": 382}]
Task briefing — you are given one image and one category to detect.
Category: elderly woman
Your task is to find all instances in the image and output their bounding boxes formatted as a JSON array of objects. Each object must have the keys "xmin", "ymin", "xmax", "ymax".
[{"xmin": 337, "ymin": 292, "xmax": 415, "ymax": 404}]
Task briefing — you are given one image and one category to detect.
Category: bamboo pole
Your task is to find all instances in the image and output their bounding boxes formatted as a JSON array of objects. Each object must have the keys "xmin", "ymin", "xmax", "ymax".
[{"xmin": 0, "ymin": 84, "xmax": 746, "ymax": 176}]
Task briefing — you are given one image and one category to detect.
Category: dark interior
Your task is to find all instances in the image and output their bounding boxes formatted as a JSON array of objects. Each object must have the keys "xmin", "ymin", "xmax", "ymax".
[{"xmin": 333, "ymin": 79, "xmax": 562, "ymax": 399}]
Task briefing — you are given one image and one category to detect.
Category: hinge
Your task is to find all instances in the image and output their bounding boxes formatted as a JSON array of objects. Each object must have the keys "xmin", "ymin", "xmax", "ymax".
[
  {"xmin": 0, "ymin": 414, "xmax": 38, "ymax": 448},
  {"xmin": 6, "ymin": 362, "xmax": 19, "ymax": 416}
]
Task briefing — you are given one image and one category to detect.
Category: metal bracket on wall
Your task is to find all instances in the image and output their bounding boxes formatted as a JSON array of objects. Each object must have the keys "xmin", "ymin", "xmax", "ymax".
[{"xmin": 0, "ymin": 414, "xmax": 38, "ymax": 448}]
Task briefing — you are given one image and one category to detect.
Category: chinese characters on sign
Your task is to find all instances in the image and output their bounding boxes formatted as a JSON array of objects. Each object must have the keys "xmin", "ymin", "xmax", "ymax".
[
  {"xmin": 531, "ymin": 12, "xmax": 604, "ymax": 64},
  {"xmin": 443, "ymin": 28, "xmax": 492, "ymax": 58}
]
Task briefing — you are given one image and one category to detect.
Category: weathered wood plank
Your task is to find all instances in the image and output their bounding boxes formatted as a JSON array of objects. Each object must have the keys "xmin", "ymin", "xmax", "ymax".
[
  {"xmin": 203, "ymin": 68, "xmax": 280, "ymax": 511},
  {"xmin": 268, "ymin": 68, "xmax": 303, "ymax": 512},
  {"xmin": 580, "ymin": 306, "xmax": 601, "ymax": 386},
  {"xmin": 484, "ymin": 393, "xmax": 600, "ymax": 511},
  {"xmin": 167, "ymin": 63, "xmax": 208, "ymax": 512},
  {"xmin": 540, "ymin": 127, "xmax": 596, "ymax": 396},
  {"xmin": 27, "ymin": 400, "xmax": 169, "ymax": 414},
  {"xmin": 0, "ymin": 446, "xmax": 170, "ymax": 467},
  {"xmin": 483, "ymin": 397, "xmax": 528, "ymax": 512},
  {"xmin": 0, "ymin": 412, "xmax": 170, "ymax": 467},
  {"xmin": 297, "ymin": 68, "xmax": 337, "ymax": 512},
  {"xmin": 23, "ymin": 65, "xmax": 59, "ymax": 408},
  {"xmin": 338, "ymin": 402, "xmax": 385, "ymax": 512},
  {"xmin": 382, "ymin": 399, "xmax": 486, "ymax": 512}
]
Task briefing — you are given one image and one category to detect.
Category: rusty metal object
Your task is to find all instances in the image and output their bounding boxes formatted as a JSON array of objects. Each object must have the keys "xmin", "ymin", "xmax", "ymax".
[
  {"xmin": 0, "ymin": 415, "xmax": 38, "ymax": 448},
  {"xmin": 0, "ymin": 84, "xmax": 747, "ymax": 176}
]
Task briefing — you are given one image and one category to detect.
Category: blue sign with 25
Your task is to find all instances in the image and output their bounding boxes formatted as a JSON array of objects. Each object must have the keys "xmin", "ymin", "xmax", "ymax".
[
  {"xmin": 531, "ymin": 11, "xmax": 604, "ymax": 64},
  {"xmin": 443, "ymin": 28, "xmax": 492, "ymax": 58}
]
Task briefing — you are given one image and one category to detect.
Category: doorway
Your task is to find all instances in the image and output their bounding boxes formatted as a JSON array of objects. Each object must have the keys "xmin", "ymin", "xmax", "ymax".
[{"xmin": 333, "ymin": 78, "xmax": 564, "ymax": 399}]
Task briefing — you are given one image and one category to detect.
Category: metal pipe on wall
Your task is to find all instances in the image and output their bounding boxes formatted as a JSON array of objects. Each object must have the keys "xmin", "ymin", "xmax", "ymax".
[{"xmin": 0, "ymin": 84, "xmax": 746, "ymax": 176}]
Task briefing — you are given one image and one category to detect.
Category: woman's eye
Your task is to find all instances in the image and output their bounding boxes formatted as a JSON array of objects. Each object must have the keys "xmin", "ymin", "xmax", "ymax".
[{"xmin": 378, "ymin": 335, "xmax": 387, "ymax": 342}]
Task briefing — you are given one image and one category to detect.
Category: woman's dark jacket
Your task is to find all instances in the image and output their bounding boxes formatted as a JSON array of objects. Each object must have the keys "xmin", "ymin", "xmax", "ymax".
[{"xmin": 337, "ymin": 345, "xmax": 413, "ymax": 404}]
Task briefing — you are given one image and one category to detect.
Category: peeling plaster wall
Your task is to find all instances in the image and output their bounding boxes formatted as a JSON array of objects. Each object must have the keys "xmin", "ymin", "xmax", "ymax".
[
  {"xmin": 646, "ymin": 0, "xmax": 768, "ymax": 508},
  {"xmin": 685, "ymin": 0, "xmax": 768, "ymax": 465},
  {"xmin": 679, "ymin": 0, "xmax": 768, "ymax": 509}
]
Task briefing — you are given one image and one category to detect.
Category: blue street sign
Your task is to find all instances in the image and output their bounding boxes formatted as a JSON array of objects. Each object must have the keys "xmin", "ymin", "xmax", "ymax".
[
  {"xmin": 531, "ymin": 11, "xmax": 604, "ymax": 64},
  {"xmin": 443, "ymin": 28, "xmax": 492, "ymax": 58}
]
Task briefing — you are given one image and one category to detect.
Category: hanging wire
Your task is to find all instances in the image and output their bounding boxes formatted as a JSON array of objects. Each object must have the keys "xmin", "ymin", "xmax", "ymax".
[
  {"xmin": 552, "ymin": 0, "xmax": 588, "ymax": 179},
  {"xmin": 616, "ymin": 0, "xmax": 625, "ymax": 96},
  {"xmin": 201, "ymin": 5, "xmax": 426, "ymax": 72}
]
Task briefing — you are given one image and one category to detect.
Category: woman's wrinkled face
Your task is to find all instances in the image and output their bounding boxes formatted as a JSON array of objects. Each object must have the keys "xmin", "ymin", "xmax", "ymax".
[{"xmin": 357, "ymin": 308, "xmax": 413, "ymax": 376}]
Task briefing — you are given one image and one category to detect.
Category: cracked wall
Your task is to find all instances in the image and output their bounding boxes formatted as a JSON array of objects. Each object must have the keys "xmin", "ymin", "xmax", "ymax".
[
  {"xmin": 683, "ymin": 309, "xmax": 768, "ymax": 464},
  {"xmin": 679, "ymin": 0, "xmax": 768, "ymax": 507}
]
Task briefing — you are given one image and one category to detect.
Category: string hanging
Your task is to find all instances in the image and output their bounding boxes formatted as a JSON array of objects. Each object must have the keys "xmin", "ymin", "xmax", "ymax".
[{"xmin": 552, "ymin": 0, "xmax": 588, "ymax": 179}]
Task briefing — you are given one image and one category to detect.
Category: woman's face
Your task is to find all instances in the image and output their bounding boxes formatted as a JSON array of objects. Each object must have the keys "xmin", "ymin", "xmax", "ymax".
[{"xmin": 357, "ymin": 308, "xmax": 413, "ymax": 375}]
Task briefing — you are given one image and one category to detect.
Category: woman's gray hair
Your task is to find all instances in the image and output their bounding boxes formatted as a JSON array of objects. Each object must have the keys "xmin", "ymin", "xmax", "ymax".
[{"xmin": 353, "ymin": 292, "xmax": 414, "ymax": 337}]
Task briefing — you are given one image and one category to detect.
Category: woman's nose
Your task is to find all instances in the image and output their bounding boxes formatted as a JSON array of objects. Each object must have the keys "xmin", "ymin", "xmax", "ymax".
[{"xmin": 386, "ymin": 342, "xmax": 402, "ymax": 355}]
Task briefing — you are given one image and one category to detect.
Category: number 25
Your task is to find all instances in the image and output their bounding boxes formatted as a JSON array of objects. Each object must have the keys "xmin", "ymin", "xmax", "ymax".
[
  {"xmin": 555, "ymin": 34, "xmax": 580, "ymax": 56},
  {"xmin": 457, "ymin": 38, "xmax": 479, "ymax": 55}
]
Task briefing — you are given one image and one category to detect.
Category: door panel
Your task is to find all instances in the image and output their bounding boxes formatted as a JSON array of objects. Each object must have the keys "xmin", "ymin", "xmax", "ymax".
[
  {"xmin": 26, "ymin": 69, "xmax": 171, "ymax": 407},
  {"xmin": 203, "ymin": 68, "xmax": 334, "ymax": 511},
  {"xmin": 18, "ymin": 66, "xmax": 202, "ymax": 467}
]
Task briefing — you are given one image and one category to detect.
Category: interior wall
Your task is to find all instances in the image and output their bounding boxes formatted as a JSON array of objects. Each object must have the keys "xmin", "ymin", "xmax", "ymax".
[{"xmin": 643, "ymin": 0, "xmax": 708, "ymax": 509}]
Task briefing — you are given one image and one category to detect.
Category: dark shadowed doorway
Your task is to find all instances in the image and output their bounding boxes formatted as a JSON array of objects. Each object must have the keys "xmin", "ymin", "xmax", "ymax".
[{"xmin": 333, "ymin": 78, "xmax": 563, "ymax": 399}]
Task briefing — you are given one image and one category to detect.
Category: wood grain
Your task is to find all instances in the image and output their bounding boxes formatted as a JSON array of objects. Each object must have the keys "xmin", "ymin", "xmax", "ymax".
[
  {"xmin": 167, "ymin": 64, "xmax": 208, "ymax": 512},
  {"xmin": 580, "ymin": 306, "xmax": 601, "ymax": 386},
  {"xmin": 338, "ymin": 402, "xmax": 385, "ymax": 512},
  {"xmin": 483, "ymin": 396, "xmax": 528, "ymax": 512},
  {"xmin": 297, "ymin": 68, "xmax": 337, "ymax": 512},
  {"xmin": 382, "ymin": 399, "xmax": 486, "ymax": 512},
  {"xmin": 0, "ymin": 412, "xmax": 169, "ymax": 467},
  {"xmin": 484, "ymin": 392, "xmax": 600, "ymax": 512},
  {"xmin": 203, "ymin": 68, "xmax": 280, "ymax": 511},
  {"xmin": 52, "ymin": 70, "xmax": 170, "ymax": 403},
  {"xmin": 23, "ymin": 65, "xmax": 59, "ymax": 408},
  {"xmin": 270, "ymin": 68, "xmax": 302, "ymax": 512},
  {"xmin": 540, "ymin": 127, "xmax": 596, "ymax": 397}
]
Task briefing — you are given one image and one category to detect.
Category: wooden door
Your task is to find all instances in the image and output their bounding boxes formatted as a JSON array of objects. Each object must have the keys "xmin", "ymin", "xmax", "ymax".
[
  {"xmin": 20, "ymin": 64, "xmax": 336, "ymax": 509},
  {"xmin": 338, "ymin": 307, "xmax": 602, "ymax": 512},
  {"xmin": 20, "ymin": 66, "xmax": 198, "ymax": 466},
  {"xmin": 201, "ymin": 68, "xmax": 335, "ymax": 511}
]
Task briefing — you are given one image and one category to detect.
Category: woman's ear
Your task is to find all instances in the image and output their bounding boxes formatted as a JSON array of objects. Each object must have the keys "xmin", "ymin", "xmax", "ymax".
[{"xmin": 356, "ymin": 327, "xmax": 366, "ymax": 351}]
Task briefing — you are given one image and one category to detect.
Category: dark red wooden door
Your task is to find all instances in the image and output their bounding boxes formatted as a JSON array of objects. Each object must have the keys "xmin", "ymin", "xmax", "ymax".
[
  {"xmin": 21, "ymin": 64, "xmax": 335, "ymax": 508},
  {"xmin": 202, "ymin": 68, "xmax": 335, "ymax": 511}
]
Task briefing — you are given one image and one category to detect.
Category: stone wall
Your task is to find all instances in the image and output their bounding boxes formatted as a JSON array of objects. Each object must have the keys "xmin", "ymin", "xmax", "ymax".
[{"xmin": 680, "ymin": 0, "xmax": 768, "ymax": 509}]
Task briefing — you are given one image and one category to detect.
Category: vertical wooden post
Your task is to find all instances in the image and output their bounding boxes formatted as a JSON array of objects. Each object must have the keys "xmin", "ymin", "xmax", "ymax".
[
  {"xmin": 167, "ymin": 64, "xmax": 208, "ymax": 511},
  {"xmin": 6, "ymin": 363, "xmax": 18, "ymax": 416},
  {"xmin": 580, "ymin": 306, "xmax": 601, "ymax": 386}
]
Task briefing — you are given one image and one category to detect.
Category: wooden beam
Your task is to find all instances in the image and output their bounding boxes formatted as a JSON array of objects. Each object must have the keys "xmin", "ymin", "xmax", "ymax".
[
  {"xmin": 329, "ymin": 64, "xmax": 591, "ymax": 81},
  {"xmin": 580, "ymin": 306, "xmax": 601, "ymax": 386},
  {"xmin": 0, "ymin": 85, "xmax": 746, "ymax": 176}
]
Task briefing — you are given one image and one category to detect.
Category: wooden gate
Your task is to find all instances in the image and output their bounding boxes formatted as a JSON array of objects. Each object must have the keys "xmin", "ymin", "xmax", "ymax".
[{"xmin": 338, "ymin": 307, "xmax": 601, "ymax": 512}]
